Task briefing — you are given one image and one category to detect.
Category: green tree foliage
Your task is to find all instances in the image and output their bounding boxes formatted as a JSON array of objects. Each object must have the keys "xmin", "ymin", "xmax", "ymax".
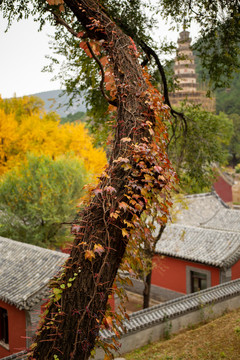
[
  {"xmin": 168, "ymin": 105, "xmax": 233, "ymax": 193},
  {"xmin": 216, "ymin": 73, "xmax": 240, "ymax": 116},
  {"xmin": 0, "ymin": 153, "xmax": 87, "ymax": 248},
  {"xmin": 194, "ymin": 52, "xmax": 240, "ymax": 117},
  {"xmin": 0, "ymin": 94, "xmax": 45, "ymax": 119},
  {"xmin": 60, "ymin": 110, "xmax": 86, "ymax": 124},
  {"xmin": 228, "ymin": 113, "xmax": 240, "ymax": 167}
]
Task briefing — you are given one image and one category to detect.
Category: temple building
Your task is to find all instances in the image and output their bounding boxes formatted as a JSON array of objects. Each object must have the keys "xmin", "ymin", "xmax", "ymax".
[{"xmin": 169, "ymin": 30, "xmax": 215, "ymax": 112}]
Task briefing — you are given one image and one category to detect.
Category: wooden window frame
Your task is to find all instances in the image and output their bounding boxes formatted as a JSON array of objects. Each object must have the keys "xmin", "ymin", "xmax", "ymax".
[
  {"xmin": 0, "ymin": 307, "xmax": 9, "ymax": 349},
  {"xmin": 186, "ymin": 266, "xmax": 211, "ymax": 294}
]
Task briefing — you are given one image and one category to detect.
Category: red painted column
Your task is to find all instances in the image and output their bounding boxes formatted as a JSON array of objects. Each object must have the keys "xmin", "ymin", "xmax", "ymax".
[{"xmin": 232, "ymin": 260, "xmax": 240, "ymax": 280}]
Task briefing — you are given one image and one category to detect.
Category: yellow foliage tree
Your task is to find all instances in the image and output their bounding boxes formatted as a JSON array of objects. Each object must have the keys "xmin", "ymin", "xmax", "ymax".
[{"xmin": 0, "ymin": 96, "xmax": 107, "ymax": 179}]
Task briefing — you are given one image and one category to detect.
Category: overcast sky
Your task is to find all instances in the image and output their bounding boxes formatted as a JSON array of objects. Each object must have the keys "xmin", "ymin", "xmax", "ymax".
[
  {"xmin": 0, "ymin": 16, "xmax": 61, "ymax": 98},
  {"xmin": 0, "ymin": 14, "xmax": 200, "ymax": 99}
]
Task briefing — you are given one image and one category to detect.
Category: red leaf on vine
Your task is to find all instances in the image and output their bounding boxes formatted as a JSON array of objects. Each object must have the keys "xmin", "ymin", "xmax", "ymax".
[
  {"xmin": 89, "ymin": 41, "xmax": 100, "ymax": 56},
  {"xmin": 154, "ymin": 165, "xmax": 163, "ymax": 173},
  {"xmin": 77, "ymin": 31, "xmax": 85, "ymax": 38},
  {"xmin": 104, "ymin": 186, "xmax": 116, "ymax": 194},
  {"xmin": 94, "ymin": 244, "xmax": 105, "ymax": 256},
  {"xmin": 129, "ymin": 37, "xmax": 137, "ymax": 52},
  {"xmin": 100, "ymin": 56, "xmax": 108, "ymax": 67},
  {"xmin": 93, "ymin": 188, "xmax": 103, "ymax": 196},
  {"xmin": 119, "ymin": 202, "xmax": 128, "ymax": 211},
  {"xmin": 79, "ymin": 41, "xmax": 92, "ymax": 58}
]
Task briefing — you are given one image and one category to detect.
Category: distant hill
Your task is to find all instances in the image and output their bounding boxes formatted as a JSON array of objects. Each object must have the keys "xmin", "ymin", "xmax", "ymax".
[{"xmin": 31, "ymin": 90, "xmax": 87, "ymax": 117}]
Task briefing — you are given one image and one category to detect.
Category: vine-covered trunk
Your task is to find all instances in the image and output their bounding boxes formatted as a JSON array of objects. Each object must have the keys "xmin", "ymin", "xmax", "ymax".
[{"xmin": 30, "ymin": 1, "xmax": 171, "ymax": 359}]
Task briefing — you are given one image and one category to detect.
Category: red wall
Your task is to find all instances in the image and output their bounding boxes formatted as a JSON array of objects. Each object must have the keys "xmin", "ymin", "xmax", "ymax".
[
  {"xmin": 0, "ymin": 300, "xmax": 26, "ymax": 358},
  {"xmin": 214, "ymin": 176, "xmax": 232, "ymax": 203},
  {"xmin": 232, "ymin": 259, "xmax": 240, "ymax": 280},
  {"xmin": 151, "ymin": 255, "xmax": 220, "ymax": 294}
]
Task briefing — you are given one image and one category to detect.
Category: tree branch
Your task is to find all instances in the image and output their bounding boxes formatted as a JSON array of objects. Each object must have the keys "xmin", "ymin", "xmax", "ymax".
[
  {"xmin": 51, "ymin": 10, "xmax": 79, "ymax": 37},
  {"xmin": 50, "ymin": 11, "xmax": 117, "ymax": 107},
  {"xmin": 139, "ymin": 40, "xmax": 187, "ymax": 131},
  {"xmin": 86, "ymin": 42, "xmax": 117, "ymax": 107}
]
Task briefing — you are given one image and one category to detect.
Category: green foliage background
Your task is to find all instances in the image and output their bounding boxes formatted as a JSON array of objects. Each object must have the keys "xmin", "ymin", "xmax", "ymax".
[
  {"xmin": 0, "ymin": 153, "xmax": 87, "ymax": 248},
  {"xmin": 168, "ymin": 105, "xmax": 233, "ymax": 193}
]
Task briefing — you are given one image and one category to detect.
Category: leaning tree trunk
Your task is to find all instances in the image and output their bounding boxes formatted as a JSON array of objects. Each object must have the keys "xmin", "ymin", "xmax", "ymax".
[{"xmin": 30, "ymin": 1, "xmax": 171, "ymax": 359}]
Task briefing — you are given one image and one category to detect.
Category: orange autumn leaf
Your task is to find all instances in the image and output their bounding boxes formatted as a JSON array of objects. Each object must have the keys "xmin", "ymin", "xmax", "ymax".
[
  {"xmin": 85, "ymin": 250, "xmax": 95, "ymax": 261},
  {"xmin": 105, "ymin": 316, "xmax": 113, "ymax": 328},
  {"xmin": 100, "ymin": 56, "xmax": 109, "ymax": 67},
  {"xmin": 122, "ymin": 228, "xmax": 128, "ymax": 237},
  {"xmin": 79, "ymin": 41, "xmax": 92, "ymax": 58},
  {"xmin": 46, "ymin": 0, "xmax": 64, "ymax": 5}
]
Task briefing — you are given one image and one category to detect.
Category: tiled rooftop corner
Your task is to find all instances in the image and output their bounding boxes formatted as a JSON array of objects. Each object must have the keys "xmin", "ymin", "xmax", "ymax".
[
  {"xmin": 174, "ymin": 191, "xmax": 229, "ymax": 227},
  {"xmin": 0, "ymin": 236, "xmax": 68, "ymax": 310},
  {"xmin": 155, "ymin": 224, "xmax": 240, "ymax": 268}
]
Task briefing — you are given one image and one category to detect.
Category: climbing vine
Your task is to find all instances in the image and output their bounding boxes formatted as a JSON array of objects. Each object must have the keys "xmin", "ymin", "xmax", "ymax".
[{"xmin": 27, "ymin": 1, "xmax": 176, "ymax": 359}]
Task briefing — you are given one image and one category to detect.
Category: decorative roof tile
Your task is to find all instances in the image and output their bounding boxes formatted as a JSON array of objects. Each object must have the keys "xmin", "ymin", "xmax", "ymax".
[
  {"xmin": 201, "ymin": 208, "xmax": 240, "ymax": 232},
  {"xmin": 155, "ymin": 224, "xmax": 240, "ymax": 268},
  {"xmin": 174, "ymin": 192, "xmax": 228, "ymax": 227},
  {"xmin": 100, "ymin": 279, "xmax": 240, "ymax": 340},
  {"xmin": 0, "ymin": 237, "xmax": 68, "ymax": 310}
]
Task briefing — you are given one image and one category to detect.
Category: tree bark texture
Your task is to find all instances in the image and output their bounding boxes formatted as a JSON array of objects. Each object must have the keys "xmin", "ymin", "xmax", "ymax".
[
  {"xmin": 143, "ymin": 224, "xmax": 166, "ymax": 309},
  {"xmin": 143, "ymin": 270, "xmax": 152, "ymax": 309},
  {"xmin": 30, "ymin": 1, "xmax": 171, "ymax": 359}
]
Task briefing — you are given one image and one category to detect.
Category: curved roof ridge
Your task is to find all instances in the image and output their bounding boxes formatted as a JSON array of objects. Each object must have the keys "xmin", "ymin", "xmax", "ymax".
[
  {"xmin": 155, "ymin": 224, "xmax": 240, "ymax": 268},
  {"xmin": 0, "ymin": 235, "xmax": 66, "ymax": 255},
  {"xmin": 185, "ymin": 191, "xmax": 229, "ymax": 208}
]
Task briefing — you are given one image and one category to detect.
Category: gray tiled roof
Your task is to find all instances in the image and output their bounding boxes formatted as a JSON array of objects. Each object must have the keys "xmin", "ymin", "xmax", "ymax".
[
  {"xmin": 1, "ymin": 351, "xmax": 27, "ymax": 360},
  {"xmin": 202, "ymin": 208, "xmax": 240, "ymax": 232},
  {"xmin": 3, "ymin": 280, "xmax": 240, "ymax": 358},
  {"xmin": 100, "ymin": 279, "xmax": 240, "ymax": 340},
  {"xmin": 155, "ymin": 224, "xmax": 240, "ymax": 268},
  {"xmin": 174, "ymin": 192, "xmax": 228, "ymax": 227},
  {"xmin": 0, "ymin": 237, "xmax": 68, "ymax": 310}
]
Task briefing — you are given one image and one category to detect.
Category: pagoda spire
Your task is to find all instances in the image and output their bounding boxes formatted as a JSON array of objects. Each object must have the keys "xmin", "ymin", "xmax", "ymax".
[
  {"xmin": 169, "ymin": 29, "xmax": 216, "ymax": 112},
  {"xmin": 174, "ymin": 29, "xmax": 197, "ymax": 93}
]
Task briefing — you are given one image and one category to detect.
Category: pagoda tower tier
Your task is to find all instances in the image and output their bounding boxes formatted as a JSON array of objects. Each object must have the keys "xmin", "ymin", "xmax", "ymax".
[
  {"xmin": 169, "ymin": 30, "xmax": 215, "ymax": 112},
  {"xmin": 174, "ymin": 30, "xmax": 197, "ymax": 93}
]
